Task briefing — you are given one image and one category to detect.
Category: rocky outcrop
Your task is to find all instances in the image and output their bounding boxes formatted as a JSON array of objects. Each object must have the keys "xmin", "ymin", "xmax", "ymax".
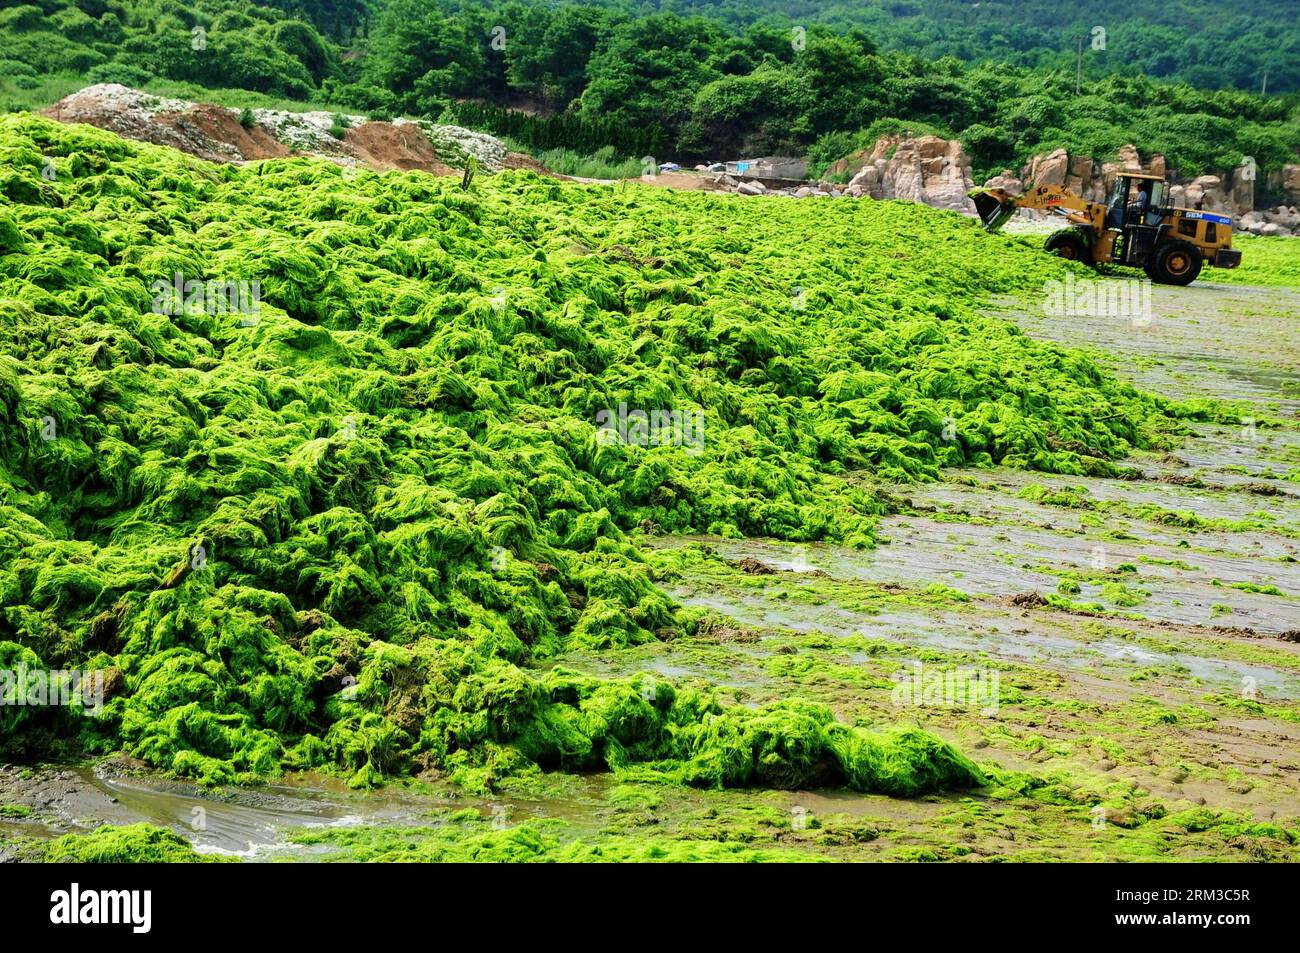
[
  {"xmin": 1237, "ymin": 206, "xmax": 1300, "ymax": 236},
  {"xmin": 981, "ymin": 171, "xmax": 1023, "ymax": 195},
  {"xmin": 713, "ymin": 133, "xmax": 976, "ymax": 210},
  {"xmin": 988, "ymin": 141, "xmax": 1297, "ymax": 232},
  {"xmin": 1025, "ymin": 148, "xmax": 1070, "ymax": 188},
  {"xmin": 1281, "ymin": 165, "xmax": 1300, "ymax": 205},
  {"xmin": 839, "ymin": 134, "xmax": 975, "ymax": 212}
]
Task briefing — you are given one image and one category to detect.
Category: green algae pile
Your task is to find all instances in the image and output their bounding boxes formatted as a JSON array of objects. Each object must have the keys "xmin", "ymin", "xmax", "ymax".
[
  {"xmin": 43, "ymin": 822, "xmax": 226, "ymax": 863},
  {"xmin": 1208, "ymin": 235, "xmax": 1300, "ymax": 287},
  {"xmin": 0, "ymin": 114, "xmax": 1191, "ymax": 794}
]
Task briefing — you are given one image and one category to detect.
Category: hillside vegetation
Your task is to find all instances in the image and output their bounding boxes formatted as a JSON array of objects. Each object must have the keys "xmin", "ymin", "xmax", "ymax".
[
  {"xmin": 613, "ymin": 0, "xmax": 1300, "ymax": 94},
  {"xmin": 1, "ymin": 0, "xmax": 1296, "ymax": 183}
]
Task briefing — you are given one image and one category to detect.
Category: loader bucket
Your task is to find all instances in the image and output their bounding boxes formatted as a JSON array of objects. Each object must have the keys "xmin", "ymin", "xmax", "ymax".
[{"xmin": 972, "ymin": 190, "xmax": 1015, "ymax": 233}]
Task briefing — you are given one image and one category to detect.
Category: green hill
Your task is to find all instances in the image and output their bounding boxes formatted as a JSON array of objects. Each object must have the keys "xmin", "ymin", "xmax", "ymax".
[{"xmin": 2, "ymin": 0, "xmax": 1296, "ymax": 185}]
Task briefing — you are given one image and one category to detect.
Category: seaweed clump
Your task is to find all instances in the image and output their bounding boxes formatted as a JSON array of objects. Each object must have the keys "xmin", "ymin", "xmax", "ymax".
[
  {"xmin": 45, "ymin": 823, "xmax": 227, "ymax": 863},
  {"xmin": 0, "ymin": 114, "xmax": 1183, "ymax": 791}
]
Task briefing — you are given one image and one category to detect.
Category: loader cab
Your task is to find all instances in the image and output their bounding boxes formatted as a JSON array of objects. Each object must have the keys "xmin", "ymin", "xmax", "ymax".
[
  {"xmin": 1107, "ymin": 173, "xmax": 1165, "ymax": 228},
  {"xmin": 1108, "ymin": 172, "xmax": 1167, "ymax": 267}
]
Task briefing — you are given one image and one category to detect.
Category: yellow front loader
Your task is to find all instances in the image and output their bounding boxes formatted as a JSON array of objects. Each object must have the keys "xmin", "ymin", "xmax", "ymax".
[{"xmin": 972, "ymin": 171, "xmax": 1241, "ymax": 285}]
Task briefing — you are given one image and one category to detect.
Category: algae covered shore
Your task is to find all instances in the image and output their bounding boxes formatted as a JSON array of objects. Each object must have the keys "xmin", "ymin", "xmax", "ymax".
[{"xmin": 2, "ymin": 114, "xmax": 1295, "ymax": 864}]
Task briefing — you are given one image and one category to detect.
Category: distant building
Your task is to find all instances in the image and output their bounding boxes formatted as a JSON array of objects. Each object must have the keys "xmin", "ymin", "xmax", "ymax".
[{"xmin": 725, "ymin": 156, "xmax": 808, "ymax": 179}]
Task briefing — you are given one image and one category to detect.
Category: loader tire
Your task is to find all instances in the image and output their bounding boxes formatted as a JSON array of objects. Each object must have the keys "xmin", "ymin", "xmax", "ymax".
[
  {"xmin": 1150, "ymin": 240, "xmax": 1202, "ymax": 286},
  {"xmin": 1044, "ymin": 229, "xmax": 1090, "ymax": 263}
]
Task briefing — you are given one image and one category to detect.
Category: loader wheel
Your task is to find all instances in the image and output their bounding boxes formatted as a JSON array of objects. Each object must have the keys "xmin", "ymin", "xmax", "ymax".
[
  {"xmin": 1044, "ymin": 229, "xmax": 1090, "ymax": 263},
  {"xmin": 1151, "ymin": 240, "xmax": 1202, "ymax": 286}
]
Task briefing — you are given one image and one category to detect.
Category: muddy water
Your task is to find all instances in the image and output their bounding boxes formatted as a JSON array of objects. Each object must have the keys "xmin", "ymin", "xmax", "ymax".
[
  {"xmin": 0, "ymin": 761, "xmax": 618, "ymax": 859},
  {"xmin": 659, "ymin": 570, "xmax": 1300, "ymax": 697}
]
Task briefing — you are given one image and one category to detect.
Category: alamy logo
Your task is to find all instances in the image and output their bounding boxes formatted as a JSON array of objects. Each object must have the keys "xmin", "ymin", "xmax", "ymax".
[
  {"xmin": 0, "ymin": 665, "xmax": 105, "ymax": 714},
  {"xmin": 50, "ymin": 884, "xmax": 152, "ymax": 933},
  {"xmin": 1043, "ymin": 272, "xmax": 1151, "ymax": 327},
  {"xmin": 595, "ymin": 402, "xmax": 705, "ymax": 454},
  {"xmin": 151, "ymin": 272, "xmax": 261, "ymax": 323},
  {"xmin": 891, "ymin": 661, "xmax": 1000, "ymax": 715}
]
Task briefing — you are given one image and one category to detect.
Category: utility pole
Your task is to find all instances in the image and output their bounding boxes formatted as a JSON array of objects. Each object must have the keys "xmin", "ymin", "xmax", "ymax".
[
  {"xmin": 1076, "ymin": 36, "xmax": 1084, "ymax": 95},
  {"xmin": 1261, "ymin": 67, "xmax": 1268, "ymax": 97}
]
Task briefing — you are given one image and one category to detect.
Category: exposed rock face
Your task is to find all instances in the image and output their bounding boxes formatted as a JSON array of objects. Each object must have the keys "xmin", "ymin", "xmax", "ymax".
[
  {"xmin": 1238, "ymin": 206, "xmax": 1300, "ymax": 236},
  {"xmin": 993, "ymin": 142, "xmax": 1287, "ymax": 227},
  {"xmin": 1115, "ymin": 144, "xmax": 1142, "ymax": 169},
  {"xmin": 838, "ymin": 134, "xmax": 975, "ymax": 212},
  {"xmin": 847, "ymin": 165, "xmax": 880, "ymax": 193},
  {"xmin": 720, "ymin": 134, "xmax": 975, "ymax": 210},
  {"xmin": 1184, "ymin": 175, "xmax": 1225, "ymax": 210},
  {"xmin": 1282, "ymin": 165, "xmax": 1300, "ymax": 204},
  {"xmin": 1026, "ymin": 148, "xmax": 1069, "ymax": 188},
  {"xmin": 979, "ymin": 142, "xmax": 1298, "ymax": 233},
  {"xmin": 982, "ymin": 171, "xmax": 1023, "ymax": 194},
  {"xmin": 882, "ymin": 136, "xmax": 976, "ymax": 211}
]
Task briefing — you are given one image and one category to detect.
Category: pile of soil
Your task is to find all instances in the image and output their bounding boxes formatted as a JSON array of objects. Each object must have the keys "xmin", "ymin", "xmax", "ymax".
[
  {"xmin": 166, "ymin": 104, "xmax": 289, "ymax": 162},
  {"xmin": 344, "ymin": 121, "xmax": 455, "ymax": 175}
]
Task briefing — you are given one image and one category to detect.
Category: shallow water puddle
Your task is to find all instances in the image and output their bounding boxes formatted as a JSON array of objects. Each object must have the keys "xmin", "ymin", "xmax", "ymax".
[
  {"xmin": 662, "ymin": 573, "xmax": 1300, "ymax": 697},
  {"xmin": 1, "ymin": 763, "xmax": 623, "ymax": 859}
]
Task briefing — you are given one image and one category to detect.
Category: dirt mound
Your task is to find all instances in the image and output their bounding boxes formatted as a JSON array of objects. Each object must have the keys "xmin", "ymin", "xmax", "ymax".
[
  {"xmin": 501, "ymin": 151, "xmax": 559, "ymax": 177},
  {"xmin": 43, "ymin": 84, "xmax": 243, "ymax": 162},
  {"xmin": 42, "ymin": 85, "xmax": 513, "ymax": 179},
  {"xmin": 344, "ymin": 121, "xmax": 454, "ymax": 175},
  {"xmin": 165, "ymin": 104, "xmax": 289, "ymax": 162}
]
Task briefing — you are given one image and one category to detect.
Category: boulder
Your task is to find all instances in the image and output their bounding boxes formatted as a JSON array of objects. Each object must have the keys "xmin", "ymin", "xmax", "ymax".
[
  {"xmin": 849, "ymin": 165, "xmax": 880, "ymax": 191},
  {"xmin": 1263, "ymin": 206, "xmax": 1299, "ymax": 228},
  {"xmin": 1283, "ymin": 165, "xmax": 1300, "ymax": 204},
  {"xmin": 1185, "ymin": 175, "xmax": 1225, "ymax": 210},
  {"xmin": 1026, "ymin": 148, "xmax": 1069, "ymax": 187},
  {"xmin": 736, "ymin": 181, "xmax": 765, "ymax": 196},
  {"xmin": 982, "ymin": 172, "xmax": 1022, "ymax": 194},
  {"xmin": 875, "ymin": 135, "xmax": 975, "ymax": 212}
]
